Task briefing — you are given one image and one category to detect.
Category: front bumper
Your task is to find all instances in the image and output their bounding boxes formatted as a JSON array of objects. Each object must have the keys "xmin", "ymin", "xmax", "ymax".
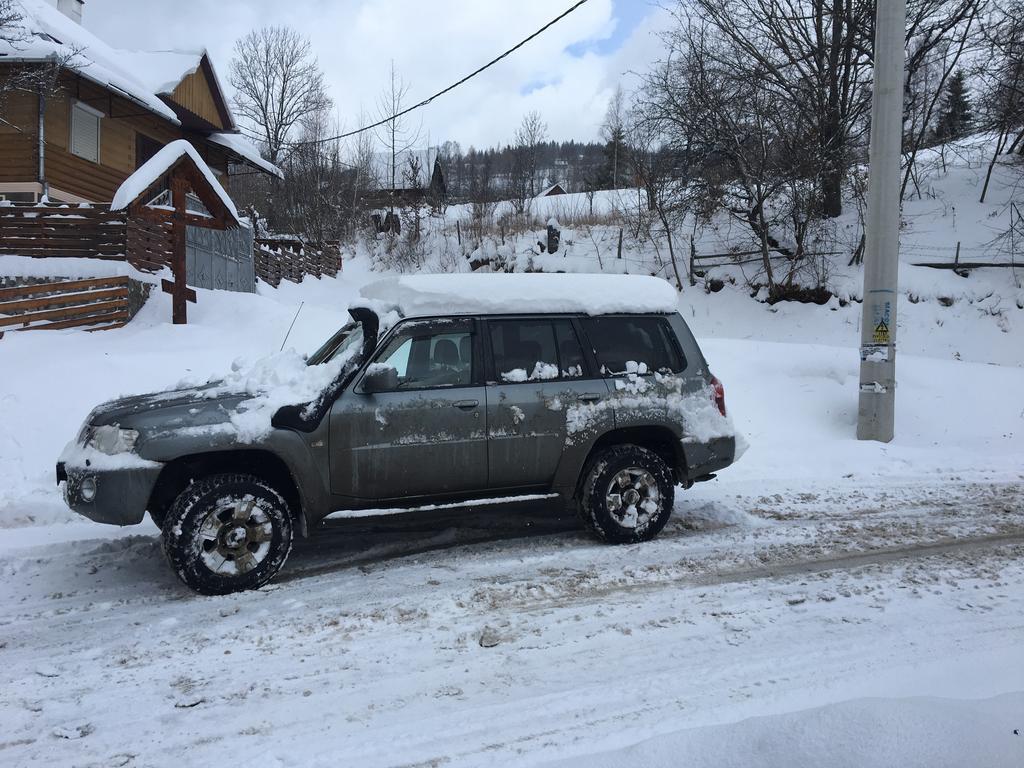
[{"xmin": 57, "ymin": 460, "xmax": 163, "ymax": 526}]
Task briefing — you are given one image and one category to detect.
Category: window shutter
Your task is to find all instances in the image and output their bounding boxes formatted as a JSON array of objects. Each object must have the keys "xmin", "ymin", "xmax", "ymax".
[{"xmin": 71, "ymin": 104, "xmax": 100, "ymax": 163}]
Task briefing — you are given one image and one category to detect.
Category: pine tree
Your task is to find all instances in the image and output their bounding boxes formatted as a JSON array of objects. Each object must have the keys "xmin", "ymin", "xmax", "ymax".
[{"xmin": 934, "ymin": 70, "xmax": 974, "ymax": 142}]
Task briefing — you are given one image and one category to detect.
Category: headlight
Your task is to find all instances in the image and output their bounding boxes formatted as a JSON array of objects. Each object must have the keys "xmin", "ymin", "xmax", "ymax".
[{"xmin": 85, "ymin": 425, "xmax": 140, "ymax": 455}]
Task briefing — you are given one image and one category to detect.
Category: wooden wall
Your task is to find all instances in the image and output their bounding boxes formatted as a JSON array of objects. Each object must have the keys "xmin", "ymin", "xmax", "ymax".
[
  {"xmin": 0, "ymin": 91, "xmax": 39, "ymax": 186},
  {"xmin": 171, "ymin": 65, "xmax": 227, "ymax": 130}
]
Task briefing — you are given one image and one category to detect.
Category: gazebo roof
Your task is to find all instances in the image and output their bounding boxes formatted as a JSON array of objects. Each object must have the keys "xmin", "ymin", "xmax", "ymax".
[{"xmin": 111, "ymin": 140, "xmax": 241, "ymax": 228}]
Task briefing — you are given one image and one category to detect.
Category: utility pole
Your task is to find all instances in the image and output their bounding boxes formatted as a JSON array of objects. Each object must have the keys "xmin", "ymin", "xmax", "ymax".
[{"xmin": 857, "ymin": 0, "xmax": 907, "ymax": 443}]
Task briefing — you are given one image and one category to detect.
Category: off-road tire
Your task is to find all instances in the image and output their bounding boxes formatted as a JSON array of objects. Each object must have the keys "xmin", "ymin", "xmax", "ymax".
[
  {"xmin": 162, "ymin": 473, "xmax": 294, "ymax": 596},
  {"xmin": 577, "ymin": 444, "xmax": 674, "ymax": 545}
]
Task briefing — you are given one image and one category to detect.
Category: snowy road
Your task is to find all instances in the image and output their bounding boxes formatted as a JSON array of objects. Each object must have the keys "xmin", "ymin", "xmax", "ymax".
[{"xmin": 2, "ymin": 478, "xmax": 1022, "ymax": 767}]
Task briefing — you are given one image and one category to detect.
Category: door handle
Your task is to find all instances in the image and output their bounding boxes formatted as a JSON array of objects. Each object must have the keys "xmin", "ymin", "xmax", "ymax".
[
  {"xmin": 579, "ymin": 393, "xmax": 603, "ymax": 403},
  {"xmin": 452, "ymin": 399, "xmax": 479, "ymax": 409}
]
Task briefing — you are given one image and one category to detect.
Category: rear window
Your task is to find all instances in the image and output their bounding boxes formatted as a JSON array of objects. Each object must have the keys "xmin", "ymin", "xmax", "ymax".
[{"xmin": 581, "ymin": 316, "xmax": 684, "ymax": 375}]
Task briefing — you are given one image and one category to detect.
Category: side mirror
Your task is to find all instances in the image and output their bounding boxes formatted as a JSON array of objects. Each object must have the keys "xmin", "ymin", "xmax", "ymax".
[{"xmin": 362, "ymin": 364, "xmax": 399, "ymax": 394}]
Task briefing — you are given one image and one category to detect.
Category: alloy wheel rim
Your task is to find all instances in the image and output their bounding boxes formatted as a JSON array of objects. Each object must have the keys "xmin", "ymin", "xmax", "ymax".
[
  {"xmin": 198, "ymin": 497, "xmax": 273, "ymax": 576},
  {"xmin": 605, "ymin": 467, "xmax": 660, "ymax": 530}
]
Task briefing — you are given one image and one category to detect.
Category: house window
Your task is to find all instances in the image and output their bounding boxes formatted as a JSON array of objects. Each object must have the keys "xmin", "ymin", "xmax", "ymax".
[
  {"xmin": 136, "ymin": 134, "xmax": 163, "ymax": 169},
  {"xmin": 70, "ymin": 101, "xmax": 102, "ymax": 163}
]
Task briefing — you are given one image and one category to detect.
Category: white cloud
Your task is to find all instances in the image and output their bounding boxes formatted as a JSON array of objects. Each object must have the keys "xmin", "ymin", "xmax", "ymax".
[{"xmin": 83, "ymin": 0, "xmax": 669, "ymax": 149}]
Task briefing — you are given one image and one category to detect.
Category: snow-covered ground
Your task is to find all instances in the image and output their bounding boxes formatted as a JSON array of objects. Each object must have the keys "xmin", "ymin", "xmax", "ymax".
[
  {"xmin": 1, "ymin": 138, "xmax": 1023, "ymax": 765},
  {"xmin": 2, "ymin": 475, "xmax": 1022, "ymax": 766}
]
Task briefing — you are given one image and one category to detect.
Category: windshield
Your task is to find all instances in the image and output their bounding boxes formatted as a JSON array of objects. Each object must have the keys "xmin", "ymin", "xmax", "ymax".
[{"xmin": 307, "ymin": 321, "xmax": 364, "ymax": 366}]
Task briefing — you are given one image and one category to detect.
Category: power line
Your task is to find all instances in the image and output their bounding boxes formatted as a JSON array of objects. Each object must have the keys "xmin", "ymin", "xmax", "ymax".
[{"xmin": 280, "ymin": 0, "xmax": 593, "ymax": 149}]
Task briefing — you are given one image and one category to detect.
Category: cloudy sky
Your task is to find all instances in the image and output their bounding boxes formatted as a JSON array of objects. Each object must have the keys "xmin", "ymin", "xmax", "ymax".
[{"xmin": 81, "ymin": 0, "xmax": 670, "ymax": 151}]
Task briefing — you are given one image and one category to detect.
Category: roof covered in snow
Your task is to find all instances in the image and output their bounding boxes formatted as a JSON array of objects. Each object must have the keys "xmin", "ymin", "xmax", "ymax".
[
  {"xmin": 3, "ymin": 1, "xmax": 275, "ymax": 177},
  {"xmin": 110, "ymin": 140, "xmax": 240, "ymax": 224},
  {"xmin": 4, "ymin": 0, "xmax": 180, "ymax": 123},
  {"xmin": 208, "ymin": 132, "xmax": 283, "ymax": 179},
  {"xmin": 358, "ymin": 274, "xmax": 680, "ymax": 318},
  {"xmin": 537, "ymin": 183, "xmax": 567, "ymax": 197},
  {"xmin": 112, "ymin": 49, "xmax": 204, "ymax": 96}
]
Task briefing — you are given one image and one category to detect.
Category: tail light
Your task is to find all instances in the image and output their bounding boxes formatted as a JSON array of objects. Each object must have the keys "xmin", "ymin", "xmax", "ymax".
[{"xmin": 710, "ymin": 375, "xmax": 726, "ymax": 416}]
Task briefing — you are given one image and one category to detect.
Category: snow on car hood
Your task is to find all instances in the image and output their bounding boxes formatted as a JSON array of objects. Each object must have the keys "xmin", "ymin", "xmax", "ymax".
[{"xmin": 193, "ymin": 348, "xmax": 355, "ymax": 442}]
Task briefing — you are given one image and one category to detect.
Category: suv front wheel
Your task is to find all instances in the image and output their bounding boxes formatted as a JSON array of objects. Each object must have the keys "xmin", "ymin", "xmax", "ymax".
[
  {"xmin": 578, "ymin": 445, "xmax": 675, "ymax": 544},
  {"xmin": 162, "ymin": 473, "xmax": 294, "ymax": 595}
]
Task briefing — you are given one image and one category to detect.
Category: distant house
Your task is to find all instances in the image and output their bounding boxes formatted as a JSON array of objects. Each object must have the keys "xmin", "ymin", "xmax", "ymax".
[
  {"xmin": 0, "ymin": 0, "xmax": 280, "ymax": 204},
  {"xmin": 361, "ymin": 148, "xmax": 447, "ymax": 211},
  {"xmin": 537, "ymin": 183, "xmax": 567, "ymax": 197}
]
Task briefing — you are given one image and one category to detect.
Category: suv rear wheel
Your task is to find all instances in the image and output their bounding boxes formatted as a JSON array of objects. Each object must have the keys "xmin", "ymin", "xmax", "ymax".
[
  {"xmin": 578, "ymin": 445, "xmax": 674, "ymax": 544},
  {"xmin": 162, "ymin": 473, "xmax": 294, "ymax": 595}
]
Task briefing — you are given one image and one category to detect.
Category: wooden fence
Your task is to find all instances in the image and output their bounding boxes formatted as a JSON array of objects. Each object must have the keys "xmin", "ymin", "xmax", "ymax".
[
  {"xmin": 254, "ymin": 238, "xmax": 342, "ymax": 287},
  {"xmin": 0, "ymin": 202, "xmax": 173, "ymax": 272},
  {"xmin": 0, "ymin": 276, "xmax": 130, "ymax": 333},
  {"xmin": 0, "ymin": 204, "xmax": 126, "ymax": 259},
  {"xmin": 0, "ymin": 204, "xmax": 341, "ymax": 286}
]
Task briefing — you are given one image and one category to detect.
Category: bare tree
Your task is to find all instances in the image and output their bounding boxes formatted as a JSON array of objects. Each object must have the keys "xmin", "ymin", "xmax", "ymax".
[
  {"xmin": 900, "ymin": 2, "xmax": 984, "ymax": 201},
  {"xmin": 468, "ymin": 154, "xmax": 497, "ymax": 248},
  {"xmin": 675, "ymin": 0, "xmax": 984, "ymax": 219},
  {"xmin": 636, "ymin": 15, "xmax": 835, "ymax": 293},
  {"xmin": 229, "ymin": 27, "xmax": 331, "ymax": 165},
  {"xmin": 977, "ymin": 0, "xmax": 1024, "ymax": 202},
  {"xmin": 516, "ymin": 111, "xmax": 548, "ymax": 196},
  {"xmin": 374, "ymin": 61, "xmax": 422, "ymax": 216},
  {"xmin": 681, "ymin": 0, "xmax": 875, "ymax": 218},
  {"xmin": 1, "ymin": 1, "xmax": 76, "ymax": 120},
  {"xmin": 601, "ymin": 84, "xmax": 628, "ymax": 189}
]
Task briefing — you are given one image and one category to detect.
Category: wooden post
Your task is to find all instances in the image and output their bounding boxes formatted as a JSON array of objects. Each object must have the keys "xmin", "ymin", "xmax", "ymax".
[
  {"xmin": 689, "ymin": 236, "xmax": 697, "ymax": 286},
  {"xmin": 172, "ymin": 176, "xmax": 187, "ymax": 324},
  {"xmin": 547, "ymin": 221, "xmax": 560, "ymax": 255},
  {"xmin": 160, "ymin": 173, "xmax": 197, "ymax": 324},
  {"xmin": 617, "ymin": 227, "xmax": 623, "ymax": 259}
]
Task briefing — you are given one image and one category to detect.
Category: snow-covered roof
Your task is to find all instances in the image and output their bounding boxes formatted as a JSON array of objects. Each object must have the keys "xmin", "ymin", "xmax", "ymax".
[
  {"xmin": 110, "ymin": 140, "xmax": 240, "ymax": 225},
  {"xmin": 208, "ymin": 132, "xmax": 284, "ymax": 179},
  {"xmin": 358, "ymin": 274, "xmax": 680, "ymax": 318},
  {"xmin": 3, "ymin": 2, "xmax": 281, "ymax": 181},
  {"xmin": 113, "ymin": 49, "xmax": 204, "ymax": 96},
  {"xmin": 4, "ymin": 0, "xmax": 180, "ymax": 123},
  {"xmin": 114, "ymin": 49, "xmax": 238, "ymax": 132},
  {"xmin": 537, "ymin": 183, "xmax": 567, "ymax": 197}
]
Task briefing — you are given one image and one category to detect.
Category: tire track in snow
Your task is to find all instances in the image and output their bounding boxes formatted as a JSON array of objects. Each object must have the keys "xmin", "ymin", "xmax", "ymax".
[{"xmin": 491, "ymin": 530, "xmax": 1024, "ymax": 614}]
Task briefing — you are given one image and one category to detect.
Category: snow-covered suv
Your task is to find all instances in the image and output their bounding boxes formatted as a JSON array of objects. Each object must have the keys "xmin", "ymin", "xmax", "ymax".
[{"xmin": 57, "ymin": 274, "xmax": 739, "ymax": 594}]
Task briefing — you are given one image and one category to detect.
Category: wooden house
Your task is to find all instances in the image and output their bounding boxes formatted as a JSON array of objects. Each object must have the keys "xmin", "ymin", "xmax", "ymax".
[
  {"xmin": 0, "ymin": 0, "xmax": 280, "ymax": 205},
  {"xmin": 537, "ymin": 183, "xmax": 567, "ymax": 197},
  {"xmin": 361, "ymin": 149, "xmax": 447, "ymax": 211}
]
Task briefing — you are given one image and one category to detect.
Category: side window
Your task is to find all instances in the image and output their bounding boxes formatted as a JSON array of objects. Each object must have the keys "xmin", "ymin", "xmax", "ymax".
[
  {"xmin": 581, "ymin": 316, "xmax": 684, "ymax": 376},
  {"xmin": 553, "ymin": 320, "xmax": 586, "ymax": 379},
  {"xmin": 371, "ymin": 324, "xmax": 474, "ymax": 390},
  {"xmin": 490, "ymin": 320, "xmax": 560, "ymax": 382}
]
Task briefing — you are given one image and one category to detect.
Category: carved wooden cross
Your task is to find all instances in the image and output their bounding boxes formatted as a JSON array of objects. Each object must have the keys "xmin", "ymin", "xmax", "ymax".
[
  {"xmin": 161, "ymin": 176, "xmax": 197, "ymax": 325},
  {"xmin": 124, "ymin": 156, "xmax": 239, "ymax": 326}
]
